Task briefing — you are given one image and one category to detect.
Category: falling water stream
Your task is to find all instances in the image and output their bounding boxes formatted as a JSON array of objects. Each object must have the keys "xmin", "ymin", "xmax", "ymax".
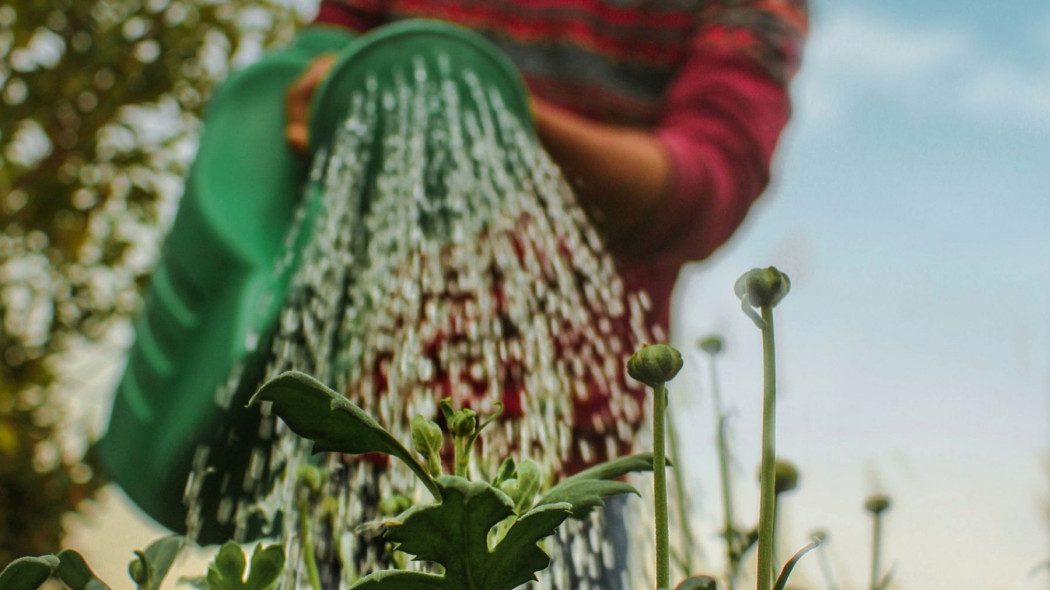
[{"xmin": 187, "ymin": 53, "xmax": 660, "ymax": 589}]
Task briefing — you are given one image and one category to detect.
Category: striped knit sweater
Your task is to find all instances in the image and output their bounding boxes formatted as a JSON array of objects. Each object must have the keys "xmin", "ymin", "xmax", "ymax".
[
  {"xmin": 314, "ymin": 0, "xmax": 808, "ymax": 337},
  {"xmin": 312, "ymin": 0, "xmax": 807, "ymax": 471}
]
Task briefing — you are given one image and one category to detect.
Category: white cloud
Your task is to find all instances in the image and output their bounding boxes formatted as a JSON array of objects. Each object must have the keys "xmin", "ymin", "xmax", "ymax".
[{"xmin": 798, "ymin": 7, "xmax": 1050, "ymax": 129}]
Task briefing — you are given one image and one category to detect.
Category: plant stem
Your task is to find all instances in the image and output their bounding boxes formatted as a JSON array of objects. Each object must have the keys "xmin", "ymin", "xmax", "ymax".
[
  {"xmin": 817, "ymin": 543, "xmax": 840, "ymax": 590},
  {"xmin": 299, "ymin": 499, "xmax": 323, "ymax": 590},
  {"xmin": 654, "ymin": 382, "xmax": 670, "ymax": 590},
  {"xmin": 869, "ymin": 512, "xmax": 883, "ymax": 590},
  {"xmin": 756, "ymin": 305, "xmax": 777, "ymax": 590},
  {"xmin": 710, "ymin": 354, "xmax": 738, "ymax": 590},
  {"xmin": 666, "ymin": 404, "xmax": 696, "ymax": 576},
  {"xmin": 772, "ymin": 493, "xmax": 781, "ymax": 576}
]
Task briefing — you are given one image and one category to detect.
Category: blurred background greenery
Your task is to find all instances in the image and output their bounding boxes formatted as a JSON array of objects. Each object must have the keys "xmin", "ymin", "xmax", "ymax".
[{"xmin": 0, "ymin": 0, "xmax": 306, "ymax": 564}]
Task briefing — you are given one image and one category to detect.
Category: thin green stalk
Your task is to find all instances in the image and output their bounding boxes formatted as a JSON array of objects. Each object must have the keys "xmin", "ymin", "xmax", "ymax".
[
  {"xmin": 772, "ymin": 494, "xmax": 781, "ymax": 576},
  {"xmin": 756, "ymin": 305, "xmax": 777, "ymax": 590},
  {"xmin": 654, "ymin": 382, "xmax": 670, "ymax": 590},
  {"xmin": 816, "ymin": 543, "xmax": 840, "ymax": 590},
  {"xmin": 299, "ymin": 499, "xmax": 323, "ymax": 590},
  {"xmin": 454, "ymin": 438, "xmax": 469, "ymax": 478},
  {"xmin": 666, "ymin": 405, "xmax": 697, "ymax": 576},
  {"xmin": 869, "ymin": 512, "xmax": 883, "ymax": 590},
  {"xmin": 710, "ymin": 357, "xmax": 738, "ymax": 590}
]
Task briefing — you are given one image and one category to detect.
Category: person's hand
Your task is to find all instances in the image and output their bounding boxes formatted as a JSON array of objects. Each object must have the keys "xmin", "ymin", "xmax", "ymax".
[{"xmin": 285, "ymin": 54, "xmax": 338, "ymax": 156}]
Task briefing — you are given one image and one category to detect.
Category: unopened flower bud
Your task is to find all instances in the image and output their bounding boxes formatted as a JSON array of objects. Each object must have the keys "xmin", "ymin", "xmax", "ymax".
[
  {"xmin": 772, "ymin": 459, "xmax": 799, "ymax": 495},
  {"xmin": 734, "ymin": 267, "xmax": 791, "ymax": 309},
  {"xmin": 864, "ymin": 493, "xmax": 892, "ymax": 515},
  {"xmin": 698, "ymin": 335, "xmax": 724, "ymax": 356},
  {"xmin": 296, "ymin": 464, "xmax": 323, "ymax": 494},
  {"xmin": 411, "ymin": 415, "xmax": 443, "ymax": 457},
  {"xmin": 378, "ymin": 494, "xmax": 413, "ymax": 516},
  {"xmin": 627, "ymin": 344, "xmax": 684, "ymax": 387},
  {"xmin": 513, "ymin": 458, "xmax": 541, "ymax": 513},
  {"xmin": 448, "ymin": 408, "xmax": 478, "ymax": 438}
]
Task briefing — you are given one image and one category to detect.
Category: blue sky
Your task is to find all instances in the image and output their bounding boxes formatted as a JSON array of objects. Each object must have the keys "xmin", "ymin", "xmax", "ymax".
[{"xmin": 671, "ymin": 1, "xmax": 1050, "ymax": 588}]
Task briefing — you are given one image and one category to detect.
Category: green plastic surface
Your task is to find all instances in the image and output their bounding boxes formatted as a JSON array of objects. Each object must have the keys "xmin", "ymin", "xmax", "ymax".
[{"xmin": 98, "ymin": 21, "xmax": 533, "ymax": 543}]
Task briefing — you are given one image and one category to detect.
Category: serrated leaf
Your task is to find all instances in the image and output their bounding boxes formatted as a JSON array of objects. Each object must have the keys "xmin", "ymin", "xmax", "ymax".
[
  {"xmin": 196, "ymin": 542, "xmax": 284, "ymax": 590},
  {"xmin": 535, "ymin": 452, "xmax": 656, "ymax": 518},
  {"xmin": 56, "ymin": 550, "xmax": 112, "ymax": 590},
  {"xmin": 250, "ymin": 371, "xmax": 439, "ymax": 499},
  {"xmin": 0, "ymin": 555, "xmax": 59, "ymax": 590},
  {"xmin": 355, "ymin": 476, "xmax": 572, "ymax": 590},
  {"xmin": 772, "ymin": 539, "xmax": 820, "ymax": 590},
  {"xmin": 675, "ymin": 575, "xmax": 718, "ymax": 590},
  {"xmin": 132, "ymin": 535, "xmax": 184, "ymax": 590}
]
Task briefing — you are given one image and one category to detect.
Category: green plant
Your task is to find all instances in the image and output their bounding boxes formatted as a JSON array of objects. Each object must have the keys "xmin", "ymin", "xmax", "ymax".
[
  {"xmin": 248, "ymin": 370, "xmax": 657, "ymax": 590},
  {"xmin": 697, "ymin": 334, "xmax": 757, "ymax": 590},
  {"xmin": 864, "ymin": 494, "xmax": 893, "ymax": 590},
  {"xmin": 0, "ymin": 534, "xmax": 184, "ymax": 590},
  {"xmin": 627, "ymin": 343, "xmax": 684, "ymax": 590},
  {"xmin": 734, "ymin": 267, "xmax": 818, "ymax": 590}
]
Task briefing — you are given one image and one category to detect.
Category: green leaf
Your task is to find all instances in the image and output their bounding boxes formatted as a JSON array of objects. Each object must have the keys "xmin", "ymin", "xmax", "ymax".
[
  {"xmin": 244, "ymin": 543, "xmax": 285, "ymax": 590},
  {"xmin": 772, "ymin": 539, "xmax": 820, "ymax": 590},
  {"xmin": 194, "ymin": 542, "xmax": 285, "ymax": 590},
  {"xmin": 353, "ymin": 476, "xmax": 572, "ymax": 590},
  {"xmin": 536, "ymin": 452, "xmax": 656, "ymax": 518},
  {"xmin": 0, "ymin": 555, "xmax": 59, "ymax": 590},
  {"xmin": 214, "ymin": 541, "xmax": 247, "ymax": 585},
  {"xmin": 350, "ymin": 570, "xmax": 445, "ymax": 590},
  {"xmin": 56, "ymin": 550, "xmax": 112, "ymax": 590},
  {"xmin": 675, "ymin": 576, "xmax": 718, "ymax": 590},
  {"xmin": 250, "ymin": 371, "xmax": 439, "ymax": 499},
  {"xmin": 129, "ymin": 535, "xmax": 184, "ymax": 590},
  {"xmin": 558, "ymin": 452, "xmax": 659, "ymax": 483}
]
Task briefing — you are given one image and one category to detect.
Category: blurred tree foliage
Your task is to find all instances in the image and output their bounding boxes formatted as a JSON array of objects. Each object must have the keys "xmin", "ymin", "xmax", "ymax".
[{"xmin": 0, "ymin": 0, "xmax": 308, "ymax": 564}]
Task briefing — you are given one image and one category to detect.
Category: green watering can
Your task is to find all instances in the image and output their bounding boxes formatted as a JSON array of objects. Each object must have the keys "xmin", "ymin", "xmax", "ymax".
[{"xmin": 97, "ymin": 20, "xmax": 532, "ymax": 543}]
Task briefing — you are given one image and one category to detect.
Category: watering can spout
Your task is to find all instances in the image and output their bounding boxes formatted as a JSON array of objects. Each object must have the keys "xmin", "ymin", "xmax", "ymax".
[{"xmin": 97, "ymin": 20, "xmax": 533, "ymax": 543}]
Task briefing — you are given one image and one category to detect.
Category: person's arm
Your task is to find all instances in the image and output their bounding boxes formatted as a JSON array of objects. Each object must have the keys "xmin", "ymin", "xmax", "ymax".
[
  {"xmin": 531, "ymin": 97, "xmax": 673, "ymax": 246},
  {"xmin": 540, "ymin": 1, "xmax": 808, "ymax": 261}
]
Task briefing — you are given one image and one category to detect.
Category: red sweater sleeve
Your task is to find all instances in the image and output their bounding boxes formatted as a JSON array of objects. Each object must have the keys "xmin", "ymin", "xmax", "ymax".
[
  {"xmin": 627, "ymin": 1, "xmax": 808, "ymax": 265},
  {"xmin": 315, "ymin": 0, "xmax": 388, "ymax": 33}
]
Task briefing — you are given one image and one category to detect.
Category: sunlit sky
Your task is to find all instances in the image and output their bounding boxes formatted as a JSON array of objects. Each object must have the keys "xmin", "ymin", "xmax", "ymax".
[
  {"xmin": 64, "ymin": 1, "xmax": 1049, "ymax": 588},
  {"xmin": 670, "ymin": 1, "xmax": 1050, "ymax": 588}
]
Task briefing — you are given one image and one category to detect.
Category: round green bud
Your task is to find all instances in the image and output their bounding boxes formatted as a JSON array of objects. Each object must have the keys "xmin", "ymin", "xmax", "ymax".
[
  {"xmin": 378, "ymin": 494, "xmax": 413, "ymax": 516},
  {"xmin": 810, "ymin": 529, "xmax": 828, "ymax": 544},
  {"xmin": 675, "ymin": 575, "xmax": 718, "ymax": 590},
  {"xmin": 772, "ymin": 459, "xmax": 799, "ymax": 495},
  {"xmin": 448, "ymin": 408, "xmax": 478, "ymax": 438},
  {"xmin": 296, "ymin": 464, "xmax": 323, "ymax": 494},
  {"xmin": 734, "ymin": 267, "xmax": 791, "ymax": 309},
  {"xmin": 627, "ymin": 344, "xmax": 684, "ymax": 387},
  {"xmin": 698, "ymin": 335, "xmax": 724, "ymax": 356},
  {"xmin": 864, "ymin": 493, "xmax": 892, "ymax": 515}
]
